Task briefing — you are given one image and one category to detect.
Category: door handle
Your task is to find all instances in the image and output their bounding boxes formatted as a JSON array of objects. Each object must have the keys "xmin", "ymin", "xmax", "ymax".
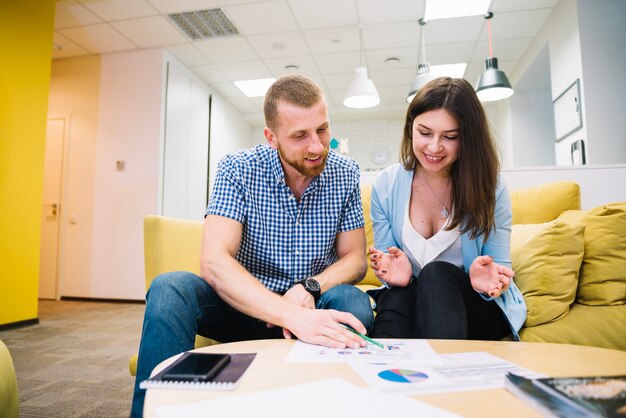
[{"xmin": 43, "ymin": 203, "xmax": 58, "ymax": 215}]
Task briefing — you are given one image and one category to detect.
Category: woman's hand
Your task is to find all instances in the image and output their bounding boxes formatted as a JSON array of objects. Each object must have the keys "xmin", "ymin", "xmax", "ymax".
[
  {"xmin": 368, "ymin": 246, "xmax": 412, "ymax": 287},
  {"xmin": 469, "ymin": 255, "xmax": 515, "ymax": 298}
]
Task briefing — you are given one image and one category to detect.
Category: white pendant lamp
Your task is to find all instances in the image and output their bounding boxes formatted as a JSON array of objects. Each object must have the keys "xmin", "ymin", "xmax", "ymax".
[
  {"xmin": 475, "ymin": 12, "xmax": 514, "ymax": 102},
  {"xmin": 407, "ymin": 18, "xmax": 434, "ymax": 103},
  {"xmin": 344, "ymin": 25, "xmax": 380, "ymax": 109}
]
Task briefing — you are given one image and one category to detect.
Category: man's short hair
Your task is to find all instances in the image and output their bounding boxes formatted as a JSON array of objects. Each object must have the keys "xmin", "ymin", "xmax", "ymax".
[{"xmin": 264, "ymin": 74, "xmax": 324, "ymax": 132}]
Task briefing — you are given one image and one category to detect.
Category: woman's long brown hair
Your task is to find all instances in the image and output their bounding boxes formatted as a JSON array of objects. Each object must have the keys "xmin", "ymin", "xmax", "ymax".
[{"xmin": 400, "ymin": 77, "xmax": 499, "ymax": 240}]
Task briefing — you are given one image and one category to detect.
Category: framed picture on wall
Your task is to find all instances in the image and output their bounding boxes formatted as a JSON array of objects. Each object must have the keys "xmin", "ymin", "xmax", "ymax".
[{"xmin": 553, "ymin": 79, "xmax": 583, "ymax": 142}]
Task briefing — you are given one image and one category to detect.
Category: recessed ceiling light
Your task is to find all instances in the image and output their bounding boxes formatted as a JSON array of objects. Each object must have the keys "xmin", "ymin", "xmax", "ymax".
[
  {"xmin": 234, "ymin": 78, "xmax": 277, "ymax": 98},
  {"xmin": 424, "ymin": 0, "xmax": 490, "ymax": 20},
  {"xmin": 284, "ymin": 64, "xmax": 300, "ymax": 71},
  {"xmin": 385, "ymin": 57, "xmax": 400, "ymax": 64},
  {"xmin": 430, "ymin": 63, "xmax": 467, "ymax": 78}
]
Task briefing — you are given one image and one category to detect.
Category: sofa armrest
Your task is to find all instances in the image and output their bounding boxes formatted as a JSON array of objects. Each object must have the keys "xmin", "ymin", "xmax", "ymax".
[
  {"xmin": 0, "ymin": 340, "xmax": 18, "ymax": 418},
  {"xmin": 143, "ymin": 215, "xmax": 203, "ymax": 291}
]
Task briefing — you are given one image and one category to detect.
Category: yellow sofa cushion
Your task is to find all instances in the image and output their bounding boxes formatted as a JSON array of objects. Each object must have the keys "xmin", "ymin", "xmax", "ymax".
[
  {"xmin": 359, "ymin": 184, "xmax": 383, "ymax": 287},
  {"xmin": 509, "ymin": 181, "xmax": 580, "ymax": 224},
  {"xmin": 511, "ymin": 218, "xmax": 585, "ymax": 327},
  {"xmin": 559, "ymin": 203, "xmax": 626, "ymax": 306},
  {"xmin": 519, "ymin": 303, "xmax": 626, "ymax": 351}
]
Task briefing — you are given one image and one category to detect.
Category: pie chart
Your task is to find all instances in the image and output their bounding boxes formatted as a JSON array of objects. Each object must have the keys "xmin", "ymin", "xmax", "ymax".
[{"xmin": 377, "ymin": 369, "xmax": 429, "ymax": 383}]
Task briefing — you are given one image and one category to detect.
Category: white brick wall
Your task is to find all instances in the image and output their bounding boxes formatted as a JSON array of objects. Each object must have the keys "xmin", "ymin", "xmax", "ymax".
[{"xmin": 251, "ymin": 117, "xmax": 405, "ymax": 172}]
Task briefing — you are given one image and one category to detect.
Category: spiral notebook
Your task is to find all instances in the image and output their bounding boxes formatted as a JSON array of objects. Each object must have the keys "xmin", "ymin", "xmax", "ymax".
[{"xmin": 140, "ymin": 352, "xmax": 256, "ymax": 391}]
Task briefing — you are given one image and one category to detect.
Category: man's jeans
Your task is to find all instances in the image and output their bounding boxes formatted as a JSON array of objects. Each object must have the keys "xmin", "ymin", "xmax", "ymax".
[{"xmin": 130, "ymin": 271, "xmax": 374, "ymax": 417}]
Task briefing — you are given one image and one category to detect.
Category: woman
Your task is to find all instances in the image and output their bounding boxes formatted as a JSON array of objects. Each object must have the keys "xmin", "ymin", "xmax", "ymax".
[{"xmin": 368, "ymin": 77, "xmax": 526, "ymax": 341}]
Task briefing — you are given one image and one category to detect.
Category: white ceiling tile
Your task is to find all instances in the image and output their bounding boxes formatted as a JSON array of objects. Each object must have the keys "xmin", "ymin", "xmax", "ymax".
[
  {"xmin": 55, "ymin": 1, "xmax": 102, "ymax": 29},
  {"xmin": 288, "ymin": 0, "xmax": 357, "ymax": 29},
  {"xmin": 323, "ymin": 72, "xmax": 355, "ymax": 90},
  {"xmin": 425, "ymin": 42, "xmax": 475, "ymax": 65},
  {"xmin": 481, "ymin": 9, "xmax": 552, "ymax": 40},
  {"xmin": 363, "ymin": 22, "xmax": 420, "ymax": 50},
  {"xmin": 423, "ymin": 16, "xmax": 484, "ymax": 45},
  {"xmin": 79, "ymin": 0, "xmax": 158, "ymax": 21},
  {"xmin": 52, "ymin": 31, "xmax": 92, "ymax": 59},
  {"xmin": 302, "ymin": 27, "xmax": 358, "ymax": 54},
  {"xmin": 146, "ymin": 0, "xmax": 220, "ymax": 14},
  {"xmin": 366, "ymin": 47, "xmax": 418, "ymax": 70},
  {"xmin": 224, "ymin": 1, "xmax": 297, "ymax": 35},
  {"xmin": 376, "ymin": 84, "xmax": 412, "ymax": 104},
  {"xmin": 264, "ymin": 56, "xmax": 320, "ymax": 78},
  {"xmin": 356, "ymin": 0, "xmax": 425, "ymax": 24},
  {"xmin": 471, "ymin": 38, "xmax": 533, "ymax": 62},
  {"xmin": 194, "ymin": 36, "xmax": 258, "ymax": 62},
  {"xmin": 58, "ymin": 24, "xmax": 138, "ymax": 54},
  {"xmin": 247, "ymin": 32, "xmax": 310, "ymax": 59},
  {"xmin": 228, "ymin": 97, "xmax": 261, "ymax": 113},
  {"xmin": 111, "ymin": 16, "xmax": 188, "ymax": 48},
  {"xmin": 166, "ymin": 44, "xmax": 212, "ymax": 66},
  {"xmin": 370, "ymin": 68, "xmax": 417, "ymax": 87},
  {"xmin": 490, "ymin": 0, "xmax": 559, "ymax": 13},
  {"xmin": 191, "ymin": 64, "xmax": 230, "ymax": 84},
  {"xmin": 210, "ymin": 81, "xmax": 248, "ymax": 98},
  {"xmin": 216, "ymin": 60, "xmax": 273, "ymax": 81},
  {"xmin": 315, "ymin": 52, "xmax": 361, "ymax": 74}
]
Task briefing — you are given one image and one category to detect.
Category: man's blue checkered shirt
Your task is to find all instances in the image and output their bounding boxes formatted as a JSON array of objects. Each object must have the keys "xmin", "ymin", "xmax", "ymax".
[{"xmin": 206, "ymin": 144, "xmax": 364, "ymax": 293}]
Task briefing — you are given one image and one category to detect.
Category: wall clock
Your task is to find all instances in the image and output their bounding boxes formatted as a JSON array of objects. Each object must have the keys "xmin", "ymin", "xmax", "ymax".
[{"xmin": 370, "ymin": 146, "xmax": 390, "ymax": 165}]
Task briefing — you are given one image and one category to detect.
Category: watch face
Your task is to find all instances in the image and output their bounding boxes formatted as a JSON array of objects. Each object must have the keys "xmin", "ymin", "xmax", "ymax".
[{"xmin": 305, "ymin": 277, "xmax": 320, "ymax": 292}]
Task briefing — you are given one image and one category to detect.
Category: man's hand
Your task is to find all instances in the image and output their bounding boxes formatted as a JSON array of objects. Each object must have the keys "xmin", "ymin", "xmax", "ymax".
[
  {"xmin": 368, "ymin": 246, "xmax": 412, "ymax": 287},
  {"xmin": 267, "ymin": 284, "xmax": 316, "ymax": 338},
  {"xmin": 469, "ymin": 255, "xmax": 515, "ymax": 298},
  {"xmin": 282, "ymin": 309, "xmax": 368, "ymax": 349},
  {"xmin": 282, "ymin": 283, "xmax": 315, "ymax": 309}
]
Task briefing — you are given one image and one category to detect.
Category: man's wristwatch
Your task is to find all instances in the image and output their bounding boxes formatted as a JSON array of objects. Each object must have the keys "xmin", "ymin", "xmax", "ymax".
[{"xmin": 298, "ymin": 277, "xmax": 321, "ymax": 303}]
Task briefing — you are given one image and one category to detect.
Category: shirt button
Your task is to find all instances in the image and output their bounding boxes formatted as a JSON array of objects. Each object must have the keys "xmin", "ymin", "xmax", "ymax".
[
  {"xmin": 295, "ymin": 250, "xmax": 300, "ymax": 255},
  {"xmin": 289, "ymin": 195, "xmax": 295, "ymax": 200}
]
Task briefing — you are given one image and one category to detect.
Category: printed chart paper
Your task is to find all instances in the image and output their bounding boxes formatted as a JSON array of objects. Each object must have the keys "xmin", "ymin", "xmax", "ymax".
[
  {"xmin": 155, "ymin": 378, "xmax": 462, "ymax": 418},
  {"xmin": 349, "ymin": 351, "xmax": 545, "ymax": 395},
  {"xmin": 286, "ymin": 339, "xmax": 438, "ymax": 363}
]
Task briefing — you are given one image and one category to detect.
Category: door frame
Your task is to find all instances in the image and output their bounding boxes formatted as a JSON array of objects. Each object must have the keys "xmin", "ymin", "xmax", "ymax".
[{"xmin": 41, "ymin": 114, "xmax": 71, "ymax": 300}]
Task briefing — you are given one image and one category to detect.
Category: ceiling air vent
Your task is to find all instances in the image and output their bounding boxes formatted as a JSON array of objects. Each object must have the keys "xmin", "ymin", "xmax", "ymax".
[{"xmin": 168, "ymin": 8, "xmax": 239, "ymax": 40}]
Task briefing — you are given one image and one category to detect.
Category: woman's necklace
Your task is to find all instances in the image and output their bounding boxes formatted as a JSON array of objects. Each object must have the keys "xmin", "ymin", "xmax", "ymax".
[{"xmin": 419, "ymin": 169, "xmax": 450, "ymax": 218}]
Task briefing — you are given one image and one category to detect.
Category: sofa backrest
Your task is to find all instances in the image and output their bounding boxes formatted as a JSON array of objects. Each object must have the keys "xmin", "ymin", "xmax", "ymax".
[{"xmin": 509, "ymin": 181, "xmax": 580, "ymax": 224}]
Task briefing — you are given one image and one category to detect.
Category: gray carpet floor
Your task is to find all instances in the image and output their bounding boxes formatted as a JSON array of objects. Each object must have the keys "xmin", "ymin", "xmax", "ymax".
[{"xmin": 0, "ymin": 300, "xmax": 145, "ymax": 417}]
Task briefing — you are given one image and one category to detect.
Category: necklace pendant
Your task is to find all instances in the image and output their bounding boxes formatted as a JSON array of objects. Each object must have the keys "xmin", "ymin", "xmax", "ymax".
[{"xmin": 441, "ymin": 207, "xmax": 449, "ymax": 218}]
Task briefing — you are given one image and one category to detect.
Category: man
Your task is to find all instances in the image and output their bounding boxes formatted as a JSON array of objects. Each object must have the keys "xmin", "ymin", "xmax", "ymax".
[{"xmin": 130, "ymin": 74, "xmax": 374, "ymax": 417}]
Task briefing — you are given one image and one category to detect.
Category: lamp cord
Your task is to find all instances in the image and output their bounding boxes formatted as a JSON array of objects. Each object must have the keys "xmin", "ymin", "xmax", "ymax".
[{"xmin": 488, "ymin": 18, "xmax": 493, "ymax": 57}]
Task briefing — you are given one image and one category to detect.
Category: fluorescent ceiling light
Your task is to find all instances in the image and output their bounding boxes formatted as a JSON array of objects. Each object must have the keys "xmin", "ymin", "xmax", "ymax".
[
  {"xmin": 430, "ymin": 63, "xmax": 467, "ymax": 78},
  {"xmin": 234, "ymin": 78, "xmax": 276, "ymax": 98},
  {"xmin": 424, "ymin": 0, "xmax": 491, "ymax": 20}
]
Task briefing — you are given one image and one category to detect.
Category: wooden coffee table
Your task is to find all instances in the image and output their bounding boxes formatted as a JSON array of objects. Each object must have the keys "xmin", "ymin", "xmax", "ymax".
[{"xmin": 144, "ymin": 339, "xmax": 626, "ymax": 418}]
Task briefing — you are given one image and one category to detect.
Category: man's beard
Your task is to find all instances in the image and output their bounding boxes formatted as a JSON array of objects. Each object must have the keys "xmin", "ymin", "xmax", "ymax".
[{"xmin": 277, "ymin": 143, "xmax": 329, "ymax": 177}]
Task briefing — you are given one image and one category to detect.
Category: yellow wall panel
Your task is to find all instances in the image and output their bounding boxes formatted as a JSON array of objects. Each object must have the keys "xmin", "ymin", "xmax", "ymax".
[{"xmin": 0, "ymin": 1, "xmax": 55, "ymax": 325}]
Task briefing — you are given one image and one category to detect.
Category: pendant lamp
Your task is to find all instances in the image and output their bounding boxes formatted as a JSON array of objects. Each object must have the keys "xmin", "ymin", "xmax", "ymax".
[
  {"xmin": 344, "ymin": 25, "xmax": 380, "ymax": 109},
  {"xmin": 475, "ymin": 12, "xmax": 514, "ymax": 102},
  {"xmin": 407, "ymin": 18, "xmax": 434, "ymax": 103}
]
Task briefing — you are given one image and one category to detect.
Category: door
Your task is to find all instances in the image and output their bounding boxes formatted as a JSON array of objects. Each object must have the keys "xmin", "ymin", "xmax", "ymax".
[{"xmin": 39, "ymin": 117, "xmax": 65, "ymax": 300}]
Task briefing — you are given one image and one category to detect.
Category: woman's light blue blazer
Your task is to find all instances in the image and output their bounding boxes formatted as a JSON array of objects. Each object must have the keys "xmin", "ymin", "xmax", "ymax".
[{"xmin": 370, "ymin": 164, "xmax": 527, "ymax": 340}]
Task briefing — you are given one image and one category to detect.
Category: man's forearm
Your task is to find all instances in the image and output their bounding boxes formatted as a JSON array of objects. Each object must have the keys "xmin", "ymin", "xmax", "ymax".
[{"xmin": 312, "ymin": 251, "xmax": 367, "ymax": 293}]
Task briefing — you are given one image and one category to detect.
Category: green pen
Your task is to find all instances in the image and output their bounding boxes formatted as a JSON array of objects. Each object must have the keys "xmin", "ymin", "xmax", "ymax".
[{"xmin": 341, "ymin": 324, "xmax": 385, "ymax": 350}]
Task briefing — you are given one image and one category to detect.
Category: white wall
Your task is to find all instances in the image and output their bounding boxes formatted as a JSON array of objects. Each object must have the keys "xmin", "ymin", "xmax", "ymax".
[
  {"xmin": 161, "ymin": 56, "xmax": 211, "ymax": 221},
  {"xmin": 89, "ymin": 50, "xmax": 165, "ymax": 300},
  {"xmin": 49, "ymin": 49, "xmax": 253, "ymax": 300},
  {"xmin": 501, "ymin": 165, "xmax": 626, "ymax": 210},
  {"xmin": 208, "ymin": 95, "xmax": 254, "ymax": 194},
  {"xmin": 577, "ymin": 0, "xmax": 626, "ymax": 164}
]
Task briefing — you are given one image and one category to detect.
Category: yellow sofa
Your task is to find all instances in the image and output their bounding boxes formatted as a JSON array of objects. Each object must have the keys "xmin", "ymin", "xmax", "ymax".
[
  {"xmin": 0, "ymin": 339, "xmax": 19, "ymax": 418},
  {"xmin": 130, "ymin": 180, "xmax": 626, "ymax": 374}
]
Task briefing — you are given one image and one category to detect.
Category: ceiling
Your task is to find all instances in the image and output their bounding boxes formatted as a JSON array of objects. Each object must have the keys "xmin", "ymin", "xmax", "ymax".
[{"xmin": 52, "ymin": 0, "xmax": 559, "ymax": 123}]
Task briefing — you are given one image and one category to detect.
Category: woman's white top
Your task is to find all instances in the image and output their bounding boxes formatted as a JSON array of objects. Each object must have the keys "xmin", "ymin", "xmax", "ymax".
[{"xmin": 401, "ymin": 200, "xmax": 463, "ymax": 278}]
